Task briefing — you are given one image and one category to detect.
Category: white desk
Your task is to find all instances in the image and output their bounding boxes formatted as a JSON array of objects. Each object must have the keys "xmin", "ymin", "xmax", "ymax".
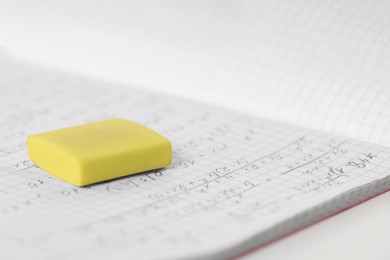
[{"xmin": 242, "ymin": 191, "xmax": 390, "ymax": 260}]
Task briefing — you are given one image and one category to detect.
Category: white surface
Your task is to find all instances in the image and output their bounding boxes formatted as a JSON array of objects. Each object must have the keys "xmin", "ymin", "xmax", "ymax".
[
  {"xmin": 242, "ymin": 191, "xmax": 390, "ymax": 260},
  {"xmin": 1, "ymin": 1, "xmax": 390, "ymax": 259}
]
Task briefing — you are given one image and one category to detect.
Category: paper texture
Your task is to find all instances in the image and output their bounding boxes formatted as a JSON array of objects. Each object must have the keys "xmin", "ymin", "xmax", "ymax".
[
  {"xmin": 0, "ymin": 59, "xmax": 389, "ymax": 259},
  {"xmin": 2, "ymin": 1, "xmax": 390, "ymax": 145}
]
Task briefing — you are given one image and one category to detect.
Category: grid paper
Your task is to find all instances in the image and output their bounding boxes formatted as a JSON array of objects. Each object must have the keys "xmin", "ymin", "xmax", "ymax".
[
  {"xmin": 0, "ymin": 58, "xmax": 390, "ymax": 259},
  {"xmin": 3, "ymin": 1, "xmax": 390, "ymax": 145}
]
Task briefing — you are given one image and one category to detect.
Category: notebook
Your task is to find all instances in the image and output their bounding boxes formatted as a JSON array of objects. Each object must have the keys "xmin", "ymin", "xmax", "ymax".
[{"xmin": 1, "ymin": 1, "xmax": 390, "ymax": 259}]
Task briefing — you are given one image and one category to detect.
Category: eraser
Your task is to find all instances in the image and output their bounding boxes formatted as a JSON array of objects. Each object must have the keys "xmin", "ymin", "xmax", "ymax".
[{"xmin": 27, "ymin": 119, "xmax": 172, "ymax": 186}]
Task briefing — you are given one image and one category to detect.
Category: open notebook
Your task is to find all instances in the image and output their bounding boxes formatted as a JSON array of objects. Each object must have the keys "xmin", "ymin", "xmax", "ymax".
[
  {"xmin": 1, "ymin": 56, "xmax": 390, "ymax": 260},
  {"xmin": 1, "ymin": 1, "xmax": 390, "ymax": 259}
]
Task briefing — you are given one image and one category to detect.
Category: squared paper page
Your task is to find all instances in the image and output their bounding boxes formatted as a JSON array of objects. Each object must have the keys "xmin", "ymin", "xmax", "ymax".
[
  {"xmin": 2, "ymin": 0, "xmax": 390, "ymax": 146},
  {"xmin": 1, "ymin": 58, "xmax": 390, "ymax": 260}
]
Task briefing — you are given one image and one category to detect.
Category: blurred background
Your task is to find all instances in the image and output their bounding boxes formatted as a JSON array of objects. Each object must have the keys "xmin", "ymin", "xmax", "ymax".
[
  {"xmin": 2, "ymin": 0, "xmax": 390, "ymax": 146},
  {"xmin": 1, "ymin": 0, "xmax": 389, "ymax": 106}
]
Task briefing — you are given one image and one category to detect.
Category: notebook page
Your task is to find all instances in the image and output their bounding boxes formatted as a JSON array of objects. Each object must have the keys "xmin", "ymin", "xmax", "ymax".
[
  {"xmin": 2, "ymin": 0, "xmax": 390, "ymax": 146},
  {"xmin": 1, "ymin": 58, "xmax": 390, "ymax": 260}
]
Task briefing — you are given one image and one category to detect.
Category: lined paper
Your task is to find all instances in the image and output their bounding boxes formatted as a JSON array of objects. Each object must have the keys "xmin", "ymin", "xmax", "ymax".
[{"xmin": 0, "ymin": 59, "xmax": 389, "ymax": 259}]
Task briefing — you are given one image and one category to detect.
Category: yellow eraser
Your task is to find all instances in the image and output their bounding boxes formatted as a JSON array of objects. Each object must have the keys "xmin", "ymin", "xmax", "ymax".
[{"xmin": 27, "ymin": 119, "xmax": 172, "ymax": 186}]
